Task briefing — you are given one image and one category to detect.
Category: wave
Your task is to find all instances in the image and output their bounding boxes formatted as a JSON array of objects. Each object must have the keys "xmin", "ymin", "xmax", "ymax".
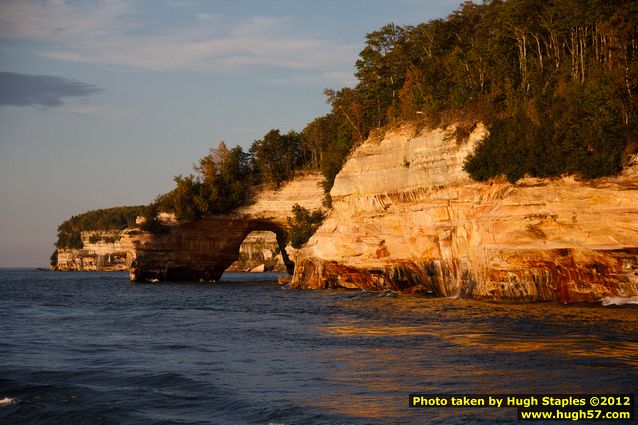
[
  {"xmin": 601, "ymin": 296, "xmax": 638, "ymax": 306},
  {"xmin": 0, "ymin": 397, "xmax": 15, "ymax": 407}
]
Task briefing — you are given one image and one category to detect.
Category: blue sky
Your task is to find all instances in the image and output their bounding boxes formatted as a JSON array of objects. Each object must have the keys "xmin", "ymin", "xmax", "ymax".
[{"xmin": 0, "ymin": 0, "xmax": 462, "ymax": 267}]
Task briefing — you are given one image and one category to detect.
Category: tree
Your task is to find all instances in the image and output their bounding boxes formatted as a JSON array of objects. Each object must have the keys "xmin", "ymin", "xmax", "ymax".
[
  {"xmin": 286, "ymin": 204, "xmax": 325, "ymax": 249},
  {"xmin": 355, "ymin": 23, "xmax": 407, "ymax": 127},
  {"xmin": 148, "ymin": 140, "xmax": 254, "ymax": 221},
  {"xmin": 251, "ymin": 129, "xmax": 303, "ymax": 188}
]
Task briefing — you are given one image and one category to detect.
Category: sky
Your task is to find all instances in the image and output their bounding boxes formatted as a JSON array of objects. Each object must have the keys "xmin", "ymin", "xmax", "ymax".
[{"xmin": 0, "ymin": 0, "xmax": 462, "ymax": 267}]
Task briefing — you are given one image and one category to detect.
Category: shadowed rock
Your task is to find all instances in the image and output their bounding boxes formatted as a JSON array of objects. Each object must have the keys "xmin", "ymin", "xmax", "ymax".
[{"xmin": 120, "ymin": 174, "xmax": 324, "ymax": 283}]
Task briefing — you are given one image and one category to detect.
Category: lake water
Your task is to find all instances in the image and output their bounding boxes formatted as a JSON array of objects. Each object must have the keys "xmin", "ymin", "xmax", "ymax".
[{"xmin": 1, "ymin": 269, "xmax": 636, "ymax": 424}]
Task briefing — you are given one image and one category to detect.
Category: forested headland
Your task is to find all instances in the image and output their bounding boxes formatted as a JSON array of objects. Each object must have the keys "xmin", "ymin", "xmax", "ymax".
[
  {"xmin": 56, "ymin": 0, "xmax": 638, "ymax": 246},
  {"xmin": 55, "ymin": 206, "xmax": 146, "ymax": 249},
  {"xmin": 151, "ymin": 0, "xmax": 638, "ymax": 218},
  {"xmin": 323, "ymin": 0, "xmax": 638, "ymax": 183}
]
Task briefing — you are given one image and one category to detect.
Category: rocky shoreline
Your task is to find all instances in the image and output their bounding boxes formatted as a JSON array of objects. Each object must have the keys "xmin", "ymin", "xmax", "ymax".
[
  {"xmin": 52, "ymin": 124, "xmax": 638, "ymax": 303},
  {"xmin": 290, "ymin": 124, "xmax": 638, "ymax": 303}
]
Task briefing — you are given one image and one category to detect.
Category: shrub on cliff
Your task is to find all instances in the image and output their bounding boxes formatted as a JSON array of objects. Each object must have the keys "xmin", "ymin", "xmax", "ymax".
[
  {"xmin": 464, "ymin": 78, "xmax": 631, "ymax": 182},
  {"xmin": 56, "ymin": 230, "xmax": 83, "ymax": 250},
  {"xmin": 286, "ymin": 204, "xmax": 325, "ymax": 249},
  {"xmin": 139, "ymin": 216, "xmax": 169, "ymax": 235},
  {"xmin": 139, "ymin": 202, "xmax": 170, "ymax": 235}
]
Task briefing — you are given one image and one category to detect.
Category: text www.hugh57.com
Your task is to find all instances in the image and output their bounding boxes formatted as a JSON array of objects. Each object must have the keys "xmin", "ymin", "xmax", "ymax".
[{"xmin": 519, "ymin": 409, "xmax": 632, "ymax": 421}]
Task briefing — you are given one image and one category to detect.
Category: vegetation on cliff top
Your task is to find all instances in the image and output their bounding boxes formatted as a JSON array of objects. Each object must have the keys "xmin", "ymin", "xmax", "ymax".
[
  {"xmin": 146, "ymin": 141, "xmax": 253, "ymax": 221},
  {"xmin": 319, "ymin": 0, "xmax": 638, "ymax": 183},
  {"xmin": 144, "ymin": 127, "xmax": 330, "ymax": 221},
  {"xmin": 162, "ymin": 0, "xmax": 637, "ymax": 212},
  {"xmin": 56, "ymin": 206, "xmax": 145, "ymax": 249}
]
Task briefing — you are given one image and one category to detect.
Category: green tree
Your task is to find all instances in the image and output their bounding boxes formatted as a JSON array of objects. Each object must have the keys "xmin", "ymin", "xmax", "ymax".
[
  {"xmin": 251, "ymin": 129, "xmax": 303, "ymax": 188},
  {"xmin": 146, "ymin": 140, "xmax": 254, "ymax": 221},
  {"xmin": 286, "ymin": 204, "xmax": 326, "ymax": 249}
]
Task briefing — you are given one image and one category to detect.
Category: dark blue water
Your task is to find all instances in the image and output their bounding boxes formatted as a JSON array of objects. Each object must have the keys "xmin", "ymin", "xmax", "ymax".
[{"xmin": 1, "ymin": 269, "xmax": 636, "ymax": 424}]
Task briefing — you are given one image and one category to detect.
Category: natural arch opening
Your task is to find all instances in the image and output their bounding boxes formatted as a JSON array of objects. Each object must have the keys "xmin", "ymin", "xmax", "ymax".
[
  {"xmin": 225, "ymin": 230, "xmax": 283, "ymax": 273},
  {"xmin": 223, "ymin": 222, "xmax": 294, "ymax": 277}
]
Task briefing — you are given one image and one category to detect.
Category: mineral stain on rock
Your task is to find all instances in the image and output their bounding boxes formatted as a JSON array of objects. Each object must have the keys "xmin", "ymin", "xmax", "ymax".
[{"xmin": 289, "ymin": 124, "xmax": 638, "ymax": 303}]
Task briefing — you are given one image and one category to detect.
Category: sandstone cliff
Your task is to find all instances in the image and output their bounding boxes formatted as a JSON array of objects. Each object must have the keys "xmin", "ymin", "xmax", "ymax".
[
  {"xmin": 55, "ymin": 229, "xmax": 288, "ymax": 273},
  {"xmin": 291, "ymin": 124, "xmax": 638, "ymax": 303},
  {"xmin": 55, "ymin": 231, "xmax": 128, "ymax": 271}
]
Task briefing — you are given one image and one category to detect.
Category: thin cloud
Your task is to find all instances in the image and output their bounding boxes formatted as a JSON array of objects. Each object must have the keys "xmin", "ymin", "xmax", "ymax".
[
  {"xmin": 195, "ymin": 13, "xmax": 218, "ymax": 22},
  {"xmin": 0, "ymin": 1, "xmax": 358, "ymax": 84},
  {"xmin": 0, "ymin": 0, "xmax": 131, "ymax": 41},
  {"xmin": 0, "ymin": 72, "xmax": 102, "ymax": 108}
]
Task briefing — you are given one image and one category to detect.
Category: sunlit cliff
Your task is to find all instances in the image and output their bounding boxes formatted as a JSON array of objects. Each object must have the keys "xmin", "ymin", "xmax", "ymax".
[{"xmin": 291, "ymin": 124, "xmax": 638, "ymax": 303}]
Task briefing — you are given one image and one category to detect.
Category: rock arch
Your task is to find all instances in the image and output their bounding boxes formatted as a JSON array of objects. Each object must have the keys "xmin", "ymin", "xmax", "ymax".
[
  {"xmin": 126, "ymin": 217, "xmax": 293, "ymax": 282},
  {"xmin": 120, "ymin": 173, "xmax": 324, "ymax": 283},
  {"xmin": 227, "ymin": 229, "xmax": 288, "ymax": 273}
]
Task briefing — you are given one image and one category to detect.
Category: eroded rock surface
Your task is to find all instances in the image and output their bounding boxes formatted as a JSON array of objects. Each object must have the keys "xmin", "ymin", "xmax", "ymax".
[
  {"xmin": 122, "ymin": 173, "xmax": 324, "ymax": 282},
  {"xmin": 291, "ymin": 124, "xmax": 638, "ymax": 302},
  {"xmin": 55, "ymin": 231, "xmax": 128, "ymax": 271}
]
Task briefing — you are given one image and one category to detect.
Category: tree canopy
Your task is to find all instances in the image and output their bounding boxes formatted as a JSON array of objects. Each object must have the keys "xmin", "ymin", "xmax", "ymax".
[
  {"xmin": 315, "ymin": 0, "xmax": 638, "ymax": 182},
  {"xmin": 147, "ymin": 141, "xmax": 253, "ymax": 221}
]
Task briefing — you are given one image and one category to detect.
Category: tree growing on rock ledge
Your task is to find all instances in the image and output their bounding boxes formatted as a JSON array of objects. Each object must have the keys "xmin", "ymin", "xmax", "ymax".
[{"xmin": 286, "ymin": 204, "xmax": 325, "ymax": 249}]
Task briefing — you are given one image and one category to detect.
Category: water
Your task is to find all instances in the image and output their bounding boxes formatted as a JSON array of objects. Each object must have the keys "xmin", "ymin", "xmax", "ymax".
[{"xmin": 1, "ymin": 269, "xmax": 637, "ymax": 424}]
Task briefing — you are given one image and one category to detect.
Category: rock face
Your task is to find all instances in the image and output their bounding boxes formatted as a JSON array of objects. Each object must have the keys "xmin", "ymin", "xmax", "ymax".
[
  {"xmin": 55, "ymin": 231, "xmax": 128, "ymax": 271},
  {"xmin": 122, "ymin": 173, "xmax": 324, "ymax": 282},
  {"xmin": 290, "ymin": 124, "xmax": 638, "ymax": 303},
  {"xmin": 55, "ymin": 229, "xmax": 288, "ymax": 273}
]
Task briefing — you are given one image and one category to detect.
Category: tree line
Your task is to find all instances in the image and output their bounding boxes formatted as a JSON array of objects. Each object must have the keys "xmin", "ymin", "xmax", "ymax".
[
  {"xmin": 323, "ymin": 0, "xmax": 637, "ymax": 182},
  {"xmin": 157, "ymin": 0, "xmax": 637, "ymax": 221}
]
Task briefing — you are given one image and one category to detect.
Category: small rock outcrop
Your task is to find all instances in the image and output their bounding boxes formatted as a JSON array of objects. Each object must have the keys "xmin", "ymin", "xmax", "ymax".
[{"xmin": 290, "ymin": 124, "xmax": 638, "ymax": 303}]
